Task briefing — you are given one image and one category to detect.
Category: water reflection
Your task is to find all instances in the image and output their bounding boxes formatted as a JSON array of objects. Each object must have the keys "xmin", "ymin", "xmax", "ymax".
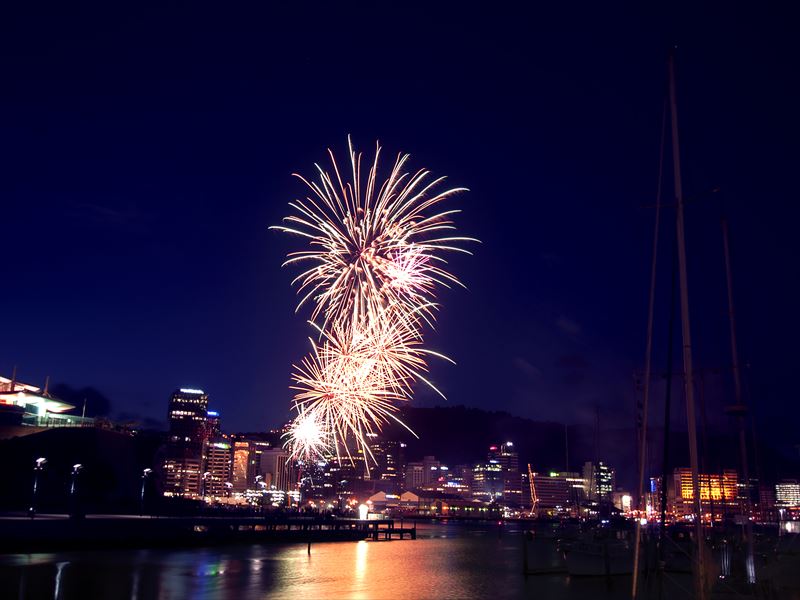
[
  {"xmin": 354, "ymin": 540, "xmax": 368, "ymax": 588},
  {"xmin": 0, "ymin": 522, "xmax": 687, "ymax": 600}
]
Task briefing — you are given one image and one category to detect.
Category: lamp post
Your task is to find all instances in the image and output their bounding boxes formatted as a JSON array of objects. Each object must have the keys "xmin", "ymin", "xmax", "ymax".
[
  {"xmin": 29, "ymin": 457, "xmax": 47, "ymax": 519},
  {"xmin": 201, "ymin": 471, "xmax": 211, "ymax": 500},
  {"xmin": 140, "ymin": 468, "xmax": 153, "ymax": 516},
  {"xmin": 70, "ymin": 464, "xmax": 84, "ymax": 519},
  {"xmin": 256, "ymin": 475, "xmax": 267, "ymax": 514}
]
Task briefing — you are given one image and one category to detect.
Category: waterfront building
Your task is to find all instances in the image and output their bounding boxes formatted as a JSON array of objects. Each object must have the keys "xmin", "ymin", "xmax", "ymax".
[
  {"xmin": 670, "ymin": 468, "xmax": 738, "ymax": 521},
  {"xmin": 399, "ymin": 490, "xmax": 496, "ymax": 517},
  {"xmin": 530, "ymin": 471, "xmax": 583, "ymax": 513},
  {"xmin": 776, "ymin": 480, "xmax": 800, "ymax": 508},
  {"xmin": 367, "ymin": 490, "xmax": 401, "ymax": 511},
  {"xmin": 163, "ymin": 388, "xmax": 209, "ymax": 497},
  {"xmin": 0, "ymin": 375, "xmax": 93, "ymax": 430},
  {"xmin": 204, "ymin": 439, "xmax": 232, "ymax": 498}
]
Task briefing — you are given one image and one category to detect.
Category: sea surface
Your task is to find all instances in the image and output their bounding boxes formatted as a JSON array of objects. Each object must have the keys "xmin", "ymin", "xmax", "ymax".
[{"xmin": 0, "ymin": 521, "xmax": 715, "ymax": 599}]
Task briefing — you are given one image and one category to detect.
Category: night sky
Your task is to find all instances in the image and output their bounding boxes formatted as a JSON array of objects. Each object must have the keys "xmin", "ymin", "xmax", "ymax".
[{"xmin": 2, "ymin": 3, "xmax": 798, "ymax": 443}]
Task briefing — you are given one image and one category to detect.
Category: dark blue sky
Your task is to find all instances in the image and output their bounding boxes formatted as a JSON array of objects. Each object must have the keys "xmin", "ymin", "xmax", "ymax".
[{"xmin": 2, "ymin": 3, "xmax": 798, "ymax": 440}]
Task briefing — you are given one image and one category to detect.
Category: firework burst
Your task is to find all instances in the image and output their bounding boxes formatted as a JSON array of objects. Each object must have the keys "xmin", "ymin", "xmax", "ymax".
[{"xmin": 275, "ymin": 137, "xmax": 474, "ymax": 466}]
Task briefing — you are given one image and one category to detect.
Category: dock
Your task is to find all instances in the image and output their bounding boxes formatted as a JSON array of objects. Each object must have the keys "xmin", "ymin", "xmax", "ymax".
[{"xmin": 0, "ymin": 514, "xmax": 416, "ymax": 553}]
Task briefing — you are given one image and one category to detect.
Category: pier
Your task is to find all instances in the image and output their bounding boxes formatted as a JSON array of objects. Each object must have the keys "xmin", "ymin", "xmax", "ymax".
[{"xmin": 0, "ymin": 514, "xmax": 416, "ymax": 553}]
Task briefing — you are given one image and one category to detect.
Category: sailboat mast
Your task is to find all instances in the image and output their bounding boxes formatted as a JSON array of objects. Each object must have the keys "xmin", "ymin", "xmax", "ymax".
[
  {"xmin": 721, "ymin": 214, "xmax": 756, "ymax": 583},
  {"xmin": 632, "ymin": 98, "xmax": 667, "ymax": 600},
  {"xmin": 669, "ymin": 51, "xmax": 707, "ymax": 600}
]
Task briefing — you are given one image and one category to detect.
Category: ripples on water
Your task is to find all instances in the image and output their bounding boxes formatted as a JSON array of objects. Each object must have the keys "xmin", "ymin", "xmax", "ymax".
[{"xmin": 1, "ymin": 522, "xmax": 671, "ymax": 599}]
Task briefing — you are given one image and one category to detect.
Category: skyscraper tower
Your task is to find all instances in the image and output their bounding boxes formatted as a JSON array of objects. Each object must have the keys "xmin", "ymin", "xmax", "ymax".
[{"xmin": 163, "ymin": 388, "xmax": 209, "ymax": 497}]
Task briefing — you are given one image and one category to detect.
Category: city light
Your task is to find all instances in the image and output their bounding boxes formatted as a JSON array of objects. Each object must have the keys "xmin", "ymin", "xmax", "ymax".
[{"xmin": 358, "ymin": 503, "xmax": 369, "ymax": 520}]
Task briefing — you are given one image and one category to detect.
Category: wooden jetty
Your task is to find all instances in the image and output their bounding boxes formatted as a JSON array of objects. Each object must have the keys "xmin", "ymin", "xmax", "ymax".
[{"xmin": 0, "ymin": 514, "xmax": 416, "ymax": 553}]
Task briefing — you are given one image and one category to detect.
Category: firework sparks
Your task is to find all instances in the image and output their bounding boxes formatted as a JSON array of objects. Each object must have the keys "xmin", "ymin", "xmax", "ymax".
[
  {"xmin": 283, "ymin": 405, "xmax": 329, "ymax": 462},
  {"xmin": 272, "ymin": 137, "xmax": 475, "ymax": 330},
  {"xmin": 275, "ymin": 137, "xmax": 474, "ymax": 466}
]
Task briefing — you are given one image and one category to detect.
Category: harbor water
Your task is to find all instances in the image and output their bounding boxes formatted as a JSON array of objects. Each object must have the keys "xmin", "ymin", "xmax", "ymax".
[{"xmin": 0, "ymin": 521, "xmax": 792, "ymax": 599}]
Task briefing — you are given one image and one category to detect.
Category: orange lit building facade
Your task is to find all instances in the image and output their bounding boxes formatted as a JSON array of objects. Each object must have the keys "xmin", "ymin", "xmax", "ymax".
[{"xmin": 671, "ymin": 468, "xmax": 738, "ymax": 521}]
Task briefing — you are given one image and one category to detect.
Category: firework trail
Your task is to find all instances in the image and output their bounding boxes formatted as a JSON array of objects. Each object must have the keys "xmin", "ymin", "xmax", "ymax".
[{"xmin": 273, "ymin": 137, "xmax": 474, "ymax": 466}]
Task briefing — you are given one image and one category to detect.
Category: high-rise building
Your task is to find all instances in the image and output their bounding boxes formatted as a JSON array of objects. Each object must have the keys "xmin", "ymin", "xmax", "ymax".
[
  {"xmin": 648, "ymin": 476, "xmax": 664, "ymax": 516},
  {"xmin": 260, "ymin": 447, "xmax": 294, "ymax": 491},
  {"xmin": 530, "ymin": 471, "xmax": 583, "ymax": 511},
  {"xmin": 670, "ymin": 468, "xmax": 738, "ymax": 520},
  {"xmin": 163, "ymin": 388, "xmax": 209, "ymax": 497},
  {"xmin": 776, "ymin": 480, "xmax": 800, "ymax": 508},
  {"xmin": 206, "ymin": 411, "xmax": 221, "ymax": 438},
  {"xmin": 404, "ymin": 456, "xmax": 440, "ymax": 490},
  {"xmin": 231, "ymin": 440, "xmax": 251, "ymax": 492},
  {"xmin": 489, "ymin": 442, "xmax": 522, "ymax": 506},
  {"xmin": 405, "ymin": 461, "xmax": 426, "ymax": 490},
  {"xmin": 582, "ymin": 461, "xmax": 616, "ymax": 502},
  {"xmin": 204, "ymin": 440, "xmax": 232, "ymax": 497},
  {"xmin": 380, "ymin": 440, "xmax": 406, "ymax": 486},
  {"xmin": 472, "ymin": 460, "xmax": 504, "ymax": 501}
]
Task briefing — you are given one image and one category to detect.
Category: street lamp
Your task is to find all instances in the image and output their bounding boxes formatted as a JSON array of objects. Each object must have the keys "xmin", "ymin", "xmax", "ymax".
[
  {"xmin": 140, "ymin": 468, "xmax": 153, "ymax": 516},
  {"xmin": 70, "ymin": 464, "xmax": 83, "ymax": 495},
  {"xmin": 29, "ymin": 457, "xmax": 47, "ymax": 519},
  {"xmin": 70, "ymin": 464, "xmax": 84, "ymax": 520},
  {"xmin": 201, "ymin": 471, "xmax": 211, "ymax": 500}
]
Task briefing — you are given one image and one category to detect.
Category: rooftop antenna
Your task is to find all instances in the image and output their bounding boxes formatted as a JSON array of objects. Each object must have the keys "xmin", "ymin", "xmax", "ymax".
[
  {"xmin": 82, "ymin": 398, "xmax": 87, "ymax": 419},
  {"xmin": 10, "ymin": 365, "xmax": 17, "ymax": 390},
  {"xmin": 43, "ymin": 376, "xmax": 50, "ymax": 397}
]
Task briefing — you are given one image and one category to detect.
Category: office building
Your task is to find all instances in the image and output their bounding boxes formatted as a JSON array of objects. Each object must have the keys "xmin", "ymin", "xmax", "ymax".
[
  {"xmin": 776, "ymin": 480, "xmax": 800, "ymax": 508},
  {"xmin": 472, "ymin": 460, "xmax": 504, "ymax": 501},
  {"xmin": 671, "ymin": 468, "xmax": 738, "ymax": 520},
  {"xmin": 204, "ymin": 439, "xmax": 232, "ymax": 497},
  {"xmin": 404, "ymin": 456, "xmax": 440, "ymax": 490},
  {"xmin": 583, "ymin": 461, "xmax": 616, "ymax": 502},
  {"xmin": 206, "ymin": 410, "xmax": 221, "ymax": 438},
  {"xmin": 163, "ymin": 388, "xmax": 209, "ymax": 497},
  {"xmin": 530, "ymin": 471, "xmax": 583, "ymax": 511}
]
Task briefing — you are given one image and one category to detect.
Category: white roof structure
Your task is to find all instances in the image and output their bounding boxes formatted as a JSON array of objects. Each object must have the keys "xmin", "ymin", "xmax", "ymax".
[{"xmin": 0, "ymin": 375, "xmax": 75, "ymax": 414}]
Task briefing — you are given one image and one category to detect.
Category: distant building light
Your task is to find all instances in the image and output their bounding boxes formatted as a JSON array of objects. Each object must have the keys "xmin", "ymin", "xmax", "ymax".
[
  {"xmin": 505, "ymin": 441, "xmax": 513, "ymax": 447},
  {"xmin": 179, "ymin": 388, "xmax": 205, "ymax": 394},
  {"xmin": 208, "ymin": 411, "xmax": 219, "ymax": 417}
]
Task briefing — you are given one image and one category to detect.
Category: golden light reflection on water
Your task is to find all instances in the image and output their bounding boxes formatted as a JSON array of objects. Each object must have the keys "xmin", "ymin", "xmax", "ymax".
[
  {"xmin": 0, "ymin": 524, "xmax": 698, "ymax": 599},
  {"xmin": 354, "ymin": 540, "xmax": 368, "ymax": 588}
]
